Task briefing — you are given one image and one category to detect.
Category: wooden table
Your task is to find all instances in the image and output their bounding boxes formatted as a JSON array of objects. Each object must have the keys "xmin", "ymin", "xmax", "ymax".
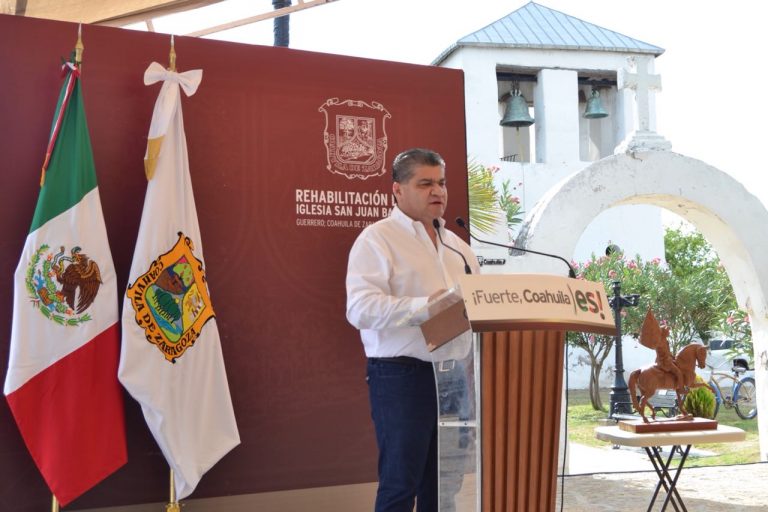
[{"xmin": 595, "ymin": 425, "xmax": 746, "ymax": 512}]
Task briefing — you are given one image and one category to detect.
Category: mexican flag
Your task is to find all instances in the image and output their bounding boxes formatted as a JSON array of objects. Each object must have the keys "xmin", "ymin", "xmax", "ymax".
[
  {"xmin": 4, "ymin": 57, "xmax": 127, "ymax": 505},
  {"xmin": 119, "ymin": 61, "xmax": 240, "ymax": 500}
]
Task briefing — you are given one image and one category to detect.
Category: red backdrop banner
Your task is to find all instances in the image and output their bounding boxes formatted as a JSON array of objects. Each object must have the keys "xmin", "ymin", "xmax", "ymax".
[{"xmin": 0, "ymin": 14, "xmax": 469, "ymax": 511}]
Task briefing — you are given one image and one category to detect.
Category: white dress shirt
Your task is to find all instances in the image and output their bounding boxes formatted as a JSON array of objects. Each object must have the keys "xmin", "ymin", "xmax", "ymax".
[{"xmin": 346, "ymin": 205, "xmax": 480, "ymax": 361}]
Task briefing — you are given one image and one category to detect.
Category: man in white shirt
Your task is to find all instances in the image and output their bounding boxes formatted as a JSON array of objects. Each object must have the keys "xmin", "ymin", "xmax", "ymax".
[{"xmin": 346, "ymin": 148, "xmax": 479, "ymax": 512}]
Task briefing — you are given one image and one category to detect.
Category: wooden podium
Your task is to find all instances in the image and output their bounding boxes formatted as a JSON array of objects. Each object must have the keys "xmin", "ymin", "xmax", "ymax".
[{"xmin": 418, "ymin": 274, "xmax": 615, "ymax": 512}]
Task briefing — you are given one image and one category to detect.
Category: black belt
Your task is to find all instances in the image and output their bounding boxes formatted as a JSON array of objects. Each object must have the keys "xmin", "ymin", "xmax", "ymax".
[
  {"xmin": 368, "ymin": 356, "xmax": 456, "ymax": 372},
  {"xmin": 368, "ymin": 356, "xmax": 432, "ymax": 367}
]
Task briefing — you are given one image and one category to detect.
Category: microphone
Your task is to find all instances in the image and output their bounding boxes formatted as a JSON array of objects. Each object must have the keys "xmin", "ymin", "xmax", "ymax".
[
  {"xmin": 455, "ymin": 217, "xmax": 576, "ymax": 278},
  {"xmin": 433, "ymin": 219, "xmax": 472, "ymax": 274}
]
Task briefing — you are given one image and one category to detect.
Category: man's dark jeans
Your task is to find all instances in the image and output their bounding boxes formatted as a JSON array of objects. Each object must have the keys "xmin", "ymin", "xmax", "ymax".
[{"xmin": 367, "ymin": 358, "xmax": 437, "ymax": 512}]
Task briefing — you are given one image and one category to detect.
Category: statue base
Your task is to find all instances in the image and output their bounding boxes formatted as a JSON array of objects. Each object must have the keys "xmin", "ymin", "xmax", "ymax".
[{"xmin": 619, "ymin": 416, "xmax": 718, "ymax": 434}]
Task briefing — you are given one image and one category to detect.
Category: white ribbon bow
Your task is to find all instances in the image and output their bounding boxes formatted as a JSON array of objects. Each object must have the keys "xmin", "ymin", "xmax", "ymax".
[
  {"xmin": 144, "ymin": 61, "xmax": 202, "ymax": 97},
  {"xmin": 143, "ymin": 62, "xmax": 203, "ymax": 142}
]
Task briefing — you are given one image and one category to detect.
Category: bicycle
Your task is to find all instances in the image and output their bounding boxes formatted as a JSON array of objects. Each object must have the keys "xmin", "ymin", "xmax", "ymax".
[{"xmin": 705, "ymin": 358, "xmax": 758, "ymax": 420}]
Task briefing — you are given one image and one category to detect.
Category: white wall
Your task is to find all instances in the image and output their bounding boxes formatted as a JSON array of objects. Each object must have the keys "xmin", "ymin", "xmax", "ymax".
[
  {"xmin": 441, "ymin": 46, "xmax": 664, "ymax": 267},
  {"xmin": 567, "ymin": 340, "xmax": 656, "ymax": 389}
]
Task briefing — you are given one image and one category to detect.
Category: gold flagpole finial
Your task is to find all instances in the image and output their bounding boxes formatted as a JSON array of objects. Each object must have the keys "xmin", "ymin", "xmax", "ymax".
[
  {"xmin": 168, "ymin": 35, "xmax": 177, "ymax": 72},
  {"xmin": 51, "ymin": 495, "xmax": 59, "ymax": 512},
  {"xmin": 75, "ymin": 23, "xmax": 84, "ymax": 65}
]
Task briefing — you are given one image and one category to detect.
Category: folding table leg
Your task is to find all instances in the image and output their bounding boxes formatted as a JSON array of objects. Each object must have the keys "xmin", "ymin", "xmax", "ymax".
[
  {"xmin": 644, "ymin": 445, "xmax": 688, "ymax": 512},
  {"xmin": 659, "ymin": 445, "xmax": 690, "ymax": 512}
]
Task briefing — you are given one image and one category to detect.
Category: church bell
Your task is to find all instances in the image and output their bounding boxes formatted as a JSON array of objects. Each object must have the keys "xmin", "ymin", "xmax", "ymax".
[
  {"xmin": 500, "ymin": 87, "xmax": 534, "ymax": 128},
  {"xmin": 583, "ymin": 89, "xmax": 608, "ymax": 119}
]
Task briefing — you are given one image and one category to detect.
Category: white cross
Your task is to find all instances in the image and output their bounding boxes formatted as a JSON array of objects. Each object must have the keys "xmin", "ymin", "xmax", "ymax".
[{"xmin": 618, "ymin": 57, "xmax": 661, "ymax": 132}]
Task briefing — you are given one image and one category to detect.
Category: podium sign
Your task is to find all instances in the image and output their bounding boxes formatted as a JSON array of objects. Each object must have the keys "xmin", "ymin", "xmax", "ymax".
[{"xmin": 458, "ymin": 274, "xmax": 615, "ymax": 335}]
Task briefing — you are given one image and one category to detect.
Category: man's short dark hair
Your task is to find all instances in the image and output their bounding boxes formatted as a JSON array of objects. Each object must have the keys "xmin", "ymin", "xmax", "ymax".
[{"xmin": 392, "ymin": 148, "xmax": 445, "ymax": 183}]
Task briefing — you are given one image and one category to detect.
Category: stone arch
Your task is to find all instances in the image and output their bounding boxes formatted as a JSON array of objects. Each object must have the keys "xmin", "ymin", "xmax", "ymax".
[{"xmin": 515, "ymin": 150, "xmax": 768, "ymax": 460}]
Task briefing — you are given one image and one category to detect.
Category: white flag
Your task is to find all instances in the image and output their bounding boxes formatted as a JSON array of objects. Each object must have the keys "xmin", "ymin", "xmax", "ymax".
[{"xmin": 118, "ymin": 62, "xmax": 239, "ymax": 500}]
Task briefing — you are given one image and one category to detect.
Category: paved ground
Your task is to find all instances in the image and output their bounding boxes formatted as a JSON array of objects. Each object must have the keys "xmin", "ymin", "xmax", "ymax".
[
  {"xmin": 557, "ymin": 443, "xmax": 768, "ymax": 511},
  {"xmin": 81, "ymin": 442, "xmax": 768, "ymax": 511}
]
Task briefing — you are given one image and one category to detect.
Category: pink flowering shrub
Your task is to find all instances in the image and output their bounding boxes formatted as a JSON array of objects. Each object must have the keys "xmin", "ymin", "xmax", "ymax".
[{"xmin": 567, "ymin": 226, "xmax": 741, "ymax": 410}]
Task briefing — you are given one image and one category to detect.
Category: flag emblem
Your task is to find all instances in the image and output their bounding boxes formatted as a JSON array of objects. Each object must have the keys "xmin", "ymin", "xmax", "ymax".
[
  {"xmin": 126, "ymin": 232, "xmax": 215, "ymax": 363},
  {"xmin": 319, "ymin": 98, "xmax": 391, "ymax": 180},
  {"xmin": 26, "ymin": 244, "xmax": 101, "ymax": 326}
]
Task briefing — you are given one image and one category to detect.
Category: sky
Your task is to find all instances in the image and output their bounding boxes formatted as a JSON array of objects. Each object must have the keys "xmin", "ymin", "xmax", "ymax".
[{"xmin": 130, "ymin": 0, "xmax": 768, "ymax": 209}]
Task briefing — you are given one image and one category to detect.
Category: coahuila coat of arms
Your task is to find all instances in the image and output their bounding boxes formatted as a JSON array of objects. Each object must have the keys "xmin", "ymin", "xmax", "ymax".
[
  {"xmin": 26, "ymin": 244, "xmax": 101, "ymax": 326},
  {"xmin": 319, "ymin": 98, "xmax": 391, "ymax": 180},
  {"xmin": 126, "ymin": 232, "xmax": 215, "ymax": 363}
]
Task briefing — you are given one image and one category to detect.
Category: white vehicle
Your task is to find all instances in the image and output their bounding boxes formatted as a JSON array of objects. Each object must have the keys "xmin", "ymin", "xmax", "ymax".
[{"xmin": 705, "ymin": 338, "xmax": 753, "ymax": 378}]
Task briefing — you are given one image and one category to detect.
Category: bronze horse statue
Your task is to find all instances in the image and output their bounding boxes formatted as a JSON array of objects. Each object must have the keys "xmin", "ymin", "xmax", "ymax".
[{"xmin": 628, "ymin": 342, "xmax": 709, "ymax": 422}]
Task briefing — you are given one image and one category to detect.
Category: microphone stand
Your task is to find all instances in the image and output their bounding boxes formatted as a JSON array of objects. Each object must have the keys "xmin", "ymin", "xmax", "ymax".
[
  {"xmin": 456, "ymin": 218, "xmax": 576, "ymax": 278},
  {"xmin": 433, "ymin": 219, "xmax": 472, "ymax": 274}
]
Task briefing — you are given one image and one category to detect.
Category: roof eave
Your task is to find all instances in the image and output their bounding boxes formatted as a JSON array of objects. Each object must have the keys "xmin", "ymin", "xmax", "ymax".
[
  {"xmin": 432, "ymin": 41, "xmax": 665, "ymax": 66},
  {"xmin": 431, "ymin": 43, "xmax": 459, "ymax": 66}
]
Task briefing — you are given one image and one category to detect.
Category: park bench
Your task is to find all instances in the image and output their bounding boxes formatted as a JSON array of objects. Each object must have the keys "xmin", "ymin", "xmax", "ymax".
[{"xmin": 647, "ymin": 388, "xmax": 679, "ymax": 417}]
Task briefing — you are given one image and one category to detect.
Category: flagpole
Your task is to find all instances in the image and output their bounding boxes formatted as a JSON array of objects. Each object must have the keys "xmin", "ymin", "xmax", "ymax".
[
  {"xmin": 165, "ymin": 469, "xmax": 180, "ymax": 512},
  {"xmin": 40, "ymin": 24, "xmax": 84, "ymax": 187},
  {"xmin": 168, "ymin": 35, "xmax": 176, "ymax": 72},
  {"xmin": 75, "ymin": 23, "xmax": 83, "ymax": 65},
  {"xmin": 51, "ymin": 495, "xmax": 59, "ymax": 512}
]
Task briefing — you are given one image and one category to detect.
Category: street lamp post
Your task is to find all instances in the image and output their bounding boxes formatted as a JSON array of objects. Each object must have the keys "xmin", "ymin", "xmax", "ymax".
[{"xmin": 608, "ymin": 280, "xmax": 639, "ymax": 418}]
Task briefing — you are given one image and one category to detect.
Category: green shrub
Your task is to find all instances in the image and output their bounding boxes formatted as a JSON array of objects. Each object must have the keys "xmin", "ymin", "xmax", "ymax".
[{"xmin": 683, "ymin": 376, "xmax": 716, "ymax": 419}]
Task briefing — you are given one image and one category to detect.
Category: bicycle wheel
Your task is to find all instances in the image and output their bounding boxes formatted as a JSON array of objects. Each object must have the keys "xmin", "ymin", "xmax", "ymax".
[
  {"xmin": 708, "ymin": 380, "xmax": 722, "ymax": 419},
  {"xmin": 734, "ymin": 377, "xmax": 758, "ymax": 420}
]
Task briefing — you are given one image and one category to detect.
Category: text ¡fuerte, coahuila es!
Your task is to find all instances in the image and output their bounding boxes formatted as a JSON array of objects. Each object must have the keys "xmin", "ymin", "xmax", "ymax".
[{"xmin": 471, "ymin": 288, "xmax": 571, "ymax": 306}]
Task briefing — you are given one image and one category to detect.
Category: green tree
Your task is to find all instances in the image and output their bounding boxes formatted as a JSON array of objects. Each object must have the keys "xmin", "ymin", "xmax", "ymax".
[
  {"xmin": 664, "ymin": 227, "xmax": 716, "ymax": 277},
  {"xmin": 569, "ymin": 227, "xmax": 738, "ymax": 410},
  {"xmin": 661, "ymin": 226, "xmax": 737, "ymax": 347},
  {"xmin": 718, "ymin": 308, "xmax": 753, "ymax": 365}
]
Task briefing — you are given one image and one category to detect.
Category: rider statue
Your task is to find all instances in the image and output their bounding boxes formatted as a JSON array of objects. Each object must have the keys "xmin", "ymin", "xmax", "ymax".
[
  {"xmin": 640, "ymin": 309, "xmax": 684, "ymax": 389},
  {"xmin": 630, "ymin": 308, "xmax": 710, "ymax": 422}
]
